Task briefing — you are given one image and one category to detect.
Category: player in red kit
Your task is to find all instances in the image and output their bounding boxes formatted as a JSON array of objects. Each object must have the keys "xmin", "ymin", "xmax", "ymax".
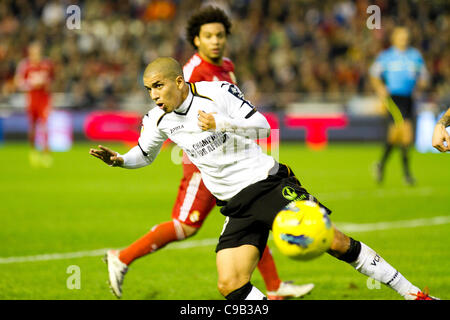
[
  {"xmin": 15, "ymin": 41, "xmax": 54, "ymax": 167},
  {"xmin": 104, "ymin": 7, "xmax": 313, "ymax": 299}
]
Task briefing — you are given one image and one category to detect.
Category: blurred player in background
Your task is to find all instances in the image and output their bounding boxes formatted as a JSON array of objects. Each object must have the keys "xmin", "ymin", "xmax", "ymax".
[
  {"xmin": 432, "ymin": 107, "xmax": 450, "ymax": 152},
  {"xmin": 370, "ymin": 27, "xmax": 428, "ymax": 185},
  {"xmin": 15, "ymin": 41, "xmax": 54, "ymax": 167},
  {"xmin": 103, "ymin": 6, "xmax": 313, "ymax": 300}
]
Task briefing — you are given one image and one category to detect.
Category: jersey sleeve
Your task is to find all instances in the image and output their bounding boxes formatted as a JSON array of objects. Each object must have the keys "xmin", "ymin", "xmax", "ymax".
[
  {"xmin": 210, "ymin": 82, "xmax": 270, "ymax": 138},
  {"xmin": 14, "ymin": 60, "xmax": 30, "ymax": 91},
  {"xmin": 369, "ymin": 52, "xmax": 385, "ymax": 78},
  {"xmin": 415, "ymin": 50, "xmax": 429, "ymax": 82},
  {"xmin": 47, "ymin": 60, "xmax": 55, "ymax": 81},
  {"xmin": 183, "ymin": 55, "xmax": 203, "ymax": 82},
  {"xmin": 228, "ymin": 59, "xmax": 235, "ymax": 73},
  {"xmin": 134, "ymin": 112, "xmax": 168, "ymax": 165},
  {"xmin": 119, "ymin": 145, "xmax": 151, "ymax": 169},
  {"xmin": 186, "ymin": 68, "xmax": 205, "ymax": 83}
]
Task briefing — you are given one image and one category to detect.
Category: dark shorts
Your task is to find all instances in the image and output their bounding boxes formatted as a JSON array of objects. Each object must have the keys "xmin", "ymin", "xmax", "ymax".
[
  {"xmin": 215, "ymin": 163, "xmax": 331, "ymax": 257},
  {"xmin": 389, "ymin": 95, "xmax": 414, "ymax": 121}
]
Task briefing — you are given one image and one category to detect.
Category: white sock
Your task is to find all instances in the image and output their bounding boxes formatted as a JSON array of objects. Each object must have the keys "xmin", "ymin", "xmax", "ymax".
[
  {"xmin": 351, "ymin": 242, "xmax": 420, "ymax": 300},
  {"xmin": 245, "ymin": 286, "xmax": 266, "ymax": 300}
]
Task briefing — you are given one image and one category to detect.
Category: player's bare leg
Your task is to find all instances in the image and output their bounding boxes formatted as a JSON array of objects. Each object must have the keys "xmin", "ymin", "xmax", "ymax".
[
  {"xmin": 375, "ymin": 123, "xmax": 398, "ymax": 184},
  {"xmin": 187, "ymin": 223, "xmax": 313, "ymax": 300},
  {"xmin": 28, "ymin": 120, "xmax": 37, "ymax": 149},
  {"xmin": 28, "ymin": 119, "xmax": 41, "ymax": 167},
  {"xmin": 216, "ymin": 244, "xmax": 265, "ymax": 299},
  {"xmin": 327, "ymin": 226, "xmax": 434, "ymax": 299},
  {"xmin": 179, "ymin": 222, "xmax": 198, "ymax": 237},
  {"xmin": 39, "ymin": 118, "xmax": 53, "ymax": 168},
  {"xmin": 400, "ymin": 120, "xmax": 414, "ymax": 146}
]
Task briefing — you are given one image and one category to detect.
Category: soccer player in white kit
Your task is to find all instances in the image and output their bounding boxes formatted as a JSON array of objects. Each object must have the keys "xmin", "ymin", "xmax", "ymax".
[{"xmin": 90, "ymin": 57, "xmax": 437, "ymax": 300}]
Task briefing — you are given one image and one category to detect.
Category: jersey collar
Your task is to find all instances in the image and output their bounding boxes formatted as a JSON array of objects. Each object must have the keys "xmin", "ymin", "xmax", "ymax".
[
  {"xmin": 391, "ymin": 46, "xmax": 409, "ymax": 55},
  {"xmin": 174, "ymin": 83, "xmax": 194, "ymax": 115}
]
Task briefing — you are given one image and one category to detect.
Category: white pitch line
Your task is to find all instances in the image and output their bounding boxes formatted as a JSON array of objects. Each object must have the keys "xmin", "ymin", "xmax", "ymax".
[
  {"xmin": 317, "ymin": 186, "xmax": 435, "ymax": 201},
  {"xmin": 0, "ymin": 248, "xmax": 112, "ymax": 264},
  {"xmin": 337, "ymin": 215, "xmax": 450, "ymax": 233},
  {"xmin": 0, "ymin": 216, "xmax": 449, "ymax": 264}
]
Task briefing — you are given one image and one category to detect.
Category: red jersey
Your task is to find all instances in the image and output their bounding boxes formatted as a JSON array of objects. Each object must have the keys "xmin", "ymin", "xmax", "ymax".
[
  {"xmin": 16, "ymin": 58, "xmax": 54, "ymax": 109},
  {"xmin": 183, "ymin": 53, "xmax": 236, "ymax": 85}
]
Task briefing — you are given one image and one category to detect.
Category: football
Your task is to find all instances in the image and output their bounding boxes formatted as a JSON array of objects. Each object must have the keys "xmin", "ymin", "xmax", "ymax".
[{"xmin": 272, "ymin": 200, "xmax": 334, "ymax": 261}]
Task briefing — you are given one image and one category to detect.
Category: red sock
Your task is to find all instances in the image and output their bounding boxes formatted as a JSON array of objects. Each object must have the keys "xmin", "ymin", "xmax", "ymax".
[
  {"xmin": 119, "ymin": 220, "xmax": 184, "ymax": 265},
  {"xmin": 257, "ymin": 246, "xmax": 282, "ymax": 291}
]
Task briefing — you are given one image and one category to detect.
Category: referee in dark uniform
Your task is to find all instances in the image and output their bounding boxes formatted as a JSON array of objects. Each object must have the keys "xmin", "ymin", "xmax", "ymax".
[{"xmin": 370, "ymin": 26, "xmax": 428, "ymax": 185}]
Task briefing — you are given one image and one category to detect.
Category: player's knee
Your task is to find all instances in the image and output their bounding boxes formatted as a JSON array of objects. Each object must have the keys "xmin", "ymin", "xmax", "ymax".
[
  {"xmin": 402, "ymin": 135, "xmax": 413, "ymax": 146},
  {"xmin": 400, "ymin": 123, "xmax": 413, "ymax": 145},
  {"xmin": 180, "ymin": 222, "xmax": 198, "ymax": 238},
  {"xmin": 223, "ymin": 282, "xmax": 257, "ymax": 300},
  {"xmin": 217, "ymin": 278, "xmax": 232, "ymax": 297},
  {"xmin": 217, "ymin": 264, "xmax": 252, "ymax": 297},
  {"xmin": 217, "ymin": 275, "xmax": 249, "ymax": 297}
]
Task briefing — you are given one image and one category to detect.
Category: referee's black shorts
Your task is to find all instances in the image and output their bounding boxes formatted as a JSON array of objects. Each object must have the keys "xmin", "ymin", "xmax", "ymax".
[
  {"xmin": 390, "ymin": 95, "xmax": 414, "ymax": 121},
  {"xmin": 215, "ymin": 163, "xmax": 331, "ymax": 258}
]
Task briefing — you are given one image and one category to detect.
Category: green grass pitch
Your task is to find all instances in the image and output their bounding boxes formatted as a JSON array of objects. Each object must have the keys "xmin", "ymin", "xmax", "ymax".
[{"xmin": 0, "ymin": 141, "xmax": 449, "ymax": 300}]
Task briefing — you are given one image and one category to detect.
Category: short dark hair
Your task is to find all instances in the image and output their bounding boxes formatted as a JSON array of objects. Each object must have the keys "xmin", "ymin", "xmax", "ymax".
[{"xmin": 186, "ymin": 6, "xmax": 232, "ymax": 49}]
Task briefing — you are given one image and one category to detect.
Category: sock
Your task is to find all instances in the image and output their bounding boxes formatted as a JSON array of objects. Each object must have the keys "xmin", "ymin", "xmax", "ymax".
[
  {"xmin": 400, "ymin": 146, "xmax": 411, "ymax": 177},
  {"xmin": 380, "ymin": 143, "xmax": 393, "ymax": 169},
  {"xmin": 350, "ymin": 242, "xmax": 420, "ymax": 300},
  {"xmin": 337, "ymin": 237, "xmax": 361, "ymax": 263},
  {"xmin": 246, "ymin": 286, "xmax": 267, "ymax": 300},
  {"xmin": 257, "ymin": 246, "xmax": 282, "ymax": 292},
  {"xmin": 225, "ymin": 282, "xmax": 267, "ymax": 300},
  {"xmin": 119, "ymin": 220, "xmax": 185, "ymax": 265}
]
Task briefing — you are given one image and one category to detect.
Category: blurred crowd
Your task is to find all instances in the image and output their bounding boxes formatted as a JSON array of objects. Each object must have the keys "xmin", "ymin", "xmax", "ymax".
[{"xmin": 0, "ymin": 0, "xmax": 449, "ymax": 110}]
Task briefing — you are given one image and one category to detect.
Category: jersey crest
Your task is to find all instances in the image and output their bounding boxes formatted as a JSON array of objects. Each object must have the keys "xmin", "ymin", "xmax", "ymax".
[{"xmin": 227, "ymin": 84, "xmax": 244, "ymax": 100}]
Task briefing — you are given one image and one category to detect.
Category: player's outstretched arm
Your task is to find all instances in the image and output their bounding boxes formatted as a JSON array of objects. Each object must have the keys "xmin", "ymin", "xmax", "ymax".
[
  {"xmin": 89, "ymin": 145, "xmax": 124, "ymax": 167},
  {"xmin": 432, "ymin": 108, "xmax": 450, "ymax": 152}
]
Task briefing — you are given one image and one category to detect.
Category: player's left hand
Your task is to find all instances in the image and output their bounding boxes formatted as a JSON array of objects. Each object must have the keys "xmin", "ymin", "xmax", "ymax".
[{"xmin": 198, "ymin": 110, "xmax": 216, "ymax": 131}]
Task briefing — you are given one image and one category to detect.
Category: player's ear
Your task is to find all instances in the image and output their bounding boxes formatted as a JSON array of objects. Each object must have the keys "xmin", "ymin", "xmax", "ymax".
[
  {"xmin": 194, "ymin": 36, "xmax": 200, "ymax": 48},
  {"xmin": 175, "ymin": 75, "xmax": 184, "ymax": 89}
]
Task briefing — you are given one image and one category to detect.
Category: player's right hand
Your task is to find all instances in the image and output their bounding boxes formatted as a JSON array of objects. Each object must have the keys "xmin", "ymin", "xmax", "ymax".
[{"xmin": 89, "ymin": 145, "xmax": 124, "ymax": 166}]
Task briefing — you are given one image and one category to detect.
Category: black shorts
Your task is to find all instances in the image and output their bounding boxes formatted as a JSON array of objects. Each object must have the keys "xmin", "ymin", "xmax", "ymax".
[
  {"xmin": 215, "ymin": 163, "xmax": 331, "ymax": 258},
  {"xmin": 389, "ymin": 95, "xmax": 414, "ymax": 121}
]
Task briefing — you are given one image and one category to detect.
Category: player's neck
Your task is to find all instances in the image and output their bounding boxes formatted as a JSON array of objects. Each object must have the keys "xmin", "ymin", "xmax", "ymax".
[
  {"xmin": 181, "ymin": 83, "xmax": 189, "ymax": 100},
  {"xmin": 175, "ymin": 83, "xmax": 190, "ymax": 111},
  {"xmin": 394, "ymin": 45, "xmax": 407, "ymax": 52},
  {"xmin": 198, "ymin": 52, "xmax": 223, "ymax": 66},
  {"xmin": 30, "ymin": 58, "xmax": 41, "ymax": 64}
]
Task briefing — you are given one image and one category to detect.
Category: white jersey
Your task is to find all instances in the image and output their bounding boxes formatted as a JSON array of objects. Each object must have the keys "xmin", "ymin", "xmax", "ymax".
[{"xmin": 124, "ymin": 81, "xmax": 275, "ymax": 201}]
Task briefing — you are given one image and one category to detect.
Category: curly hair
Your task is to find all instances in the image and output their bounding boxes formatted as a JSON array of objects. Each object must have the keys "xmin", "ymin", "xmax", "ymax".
[{"xmin": 186, "ymin": 6, "xmax": 232, "ymax": 49}]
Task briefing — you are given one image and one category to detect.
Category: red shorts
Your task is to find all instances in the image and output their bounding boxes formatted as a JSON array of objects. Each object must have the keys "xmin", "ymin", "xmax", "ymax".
[
  {"xmin": 28, "ymin": 104, "xmax": 50, "ymax": 123},
  {"xmin": 27, "ymin": 92, "xmax": 50, "ymax": 123},
  {"xmin": 171, "ymin": 162, "xmax": 216, "ymax": 228}
]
